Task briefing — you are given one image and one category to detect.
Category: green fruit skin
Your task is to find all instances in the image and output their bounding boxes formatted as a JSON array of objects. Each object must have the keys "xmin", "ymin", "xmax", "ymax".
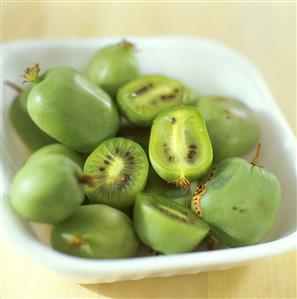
[
  {"xmin": 194, "ymin": 96, "xmax": 260, "ymax": 162},
  {"xmin": 27, "ymin": 143, "xmax": 84, "ymax": 168},
  {"xmin": 134, "ymin": 193, "xmax": 209, "ymax": 254},
  {"xmin": 27, "ymin": 66, "xmax": 120, "ymax": 153},
  {"xmin": 51, "ymin": 204, "xmax": 139, "ymax": 259},
  {"xmin": 84, "ymin": 137, "xmax": 149, "ymax": 209},
  {"xmin": 149, "ymin": 106, "xmax": 213, "ymax": 183},
  {"xmin": 10, "ymin": 155, "xmax": 85, "ymax": 224},
  {"xmin": 198, "ymin": 158, "xmax": 281, "ymax": 246},
  {"xmin": 9, "ymin": 88, "xmax": 55, "ymax": 150},
  {"xmin": 85, "ymin": 42, "xmax": 139, "ymax": 97}
]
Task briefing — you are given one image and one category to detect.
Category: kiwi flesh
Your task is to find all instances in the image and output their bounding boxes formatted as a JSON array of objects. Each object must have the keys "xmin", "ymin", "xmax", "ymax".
[
  {"xmin": 117, "ymin": 75, "xmax": 187, "ymax": 126},
  {"xmin": 84, "ymin": 137, "xmax": 149, "ymax": 208},
  {"xmin": 149, "ymin": 106, "xmax": 213, "ymax": 188}
]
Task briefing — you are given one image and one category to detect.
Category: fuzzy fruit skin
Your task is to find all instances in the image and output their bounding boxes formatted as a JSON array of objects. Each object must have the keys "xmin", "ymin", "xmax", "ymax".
[
  {"xmin": 134, "ymin": 193, "xmax": 209, "ymax": 254},
  {"xmin": 9, "ymin": 88, "xmax": 55, "ymax": 150},
  {"xmin": 85, "ymin": 43, "xmax": 139, "ymax": 97},
  {"xmin": 197, "ymin": 158, "xmax": 281, "ymax": 246},
  {"xmin": 51, "ymin": 204, "xmax": 139, "ymax": 259},
  {"xmin": 10, "ymin": 155, "xmax": 84, "ymax": 224},
  {"xmin": 27, "ymin": 66, "xmax": 119, "ymax": 153},
  {"xmin": 27, "ymin": 143, "xmax": 84, "ymax": 168},
  {"xmin": 194, "ymin": 96, "xmax": 260, "ymax": 162},
  {"xmin": 149, "ymin": 106, "xmax": 213, "ymax": 183}
]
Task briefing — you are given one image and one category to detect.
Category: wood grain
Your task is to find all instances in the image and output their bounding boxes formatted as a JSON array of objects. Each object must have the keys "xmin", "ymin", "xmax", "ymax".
[{"xmin": 1, "ymin": 2, "xmax": 296, "ymax": 299}]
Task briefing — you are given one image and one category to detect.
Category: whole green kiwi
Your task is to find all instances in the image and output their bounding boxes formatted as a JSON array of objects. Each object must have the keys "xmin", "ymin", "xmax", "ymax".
[
  {"xmin": 51, "ymin": 204, "xmax": 139, "ymax": 258},
  {"xmin": 10, "ymin": 155, "xmax": 85, "ymax": 224},
  {"xmin": 85, "ymin": 40, "xmax": 139, "ymax": 97},
  {"xmin": 192, "ymin": 96, "xmax": 260, "ymax": 162},
  {"xmin": 26, "ymin": 65, "xmax": 119, "ymax": 153}
]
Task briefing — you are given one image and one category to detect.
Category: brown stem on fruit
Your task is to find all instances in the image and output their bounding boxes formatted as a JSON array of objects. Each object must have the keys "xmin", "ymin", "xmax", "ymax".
[
  {"xmin": 76, "ymin": 174, "xmax": 96, "ymax": 188},
  {"xmin": 251, "ymin": 143, "xmax": 261, "ymax": 166},
  {"xmin": 176, "ymin": 177, "xmax": 190, "ymax": 189},
  {"xmin": 5, "ymin": 81, "xmax": 22, "ymax": 93},
  {"xmin": 22, "ymin": 63, "xmax": 40, "ymax": 84},
  {"xmin": 70, "ymin": 235, "xmax": 85, "ymax": 248},
  {"xmin": 119, "ymin": 39, "xmax": 135, "ymax": 50}
]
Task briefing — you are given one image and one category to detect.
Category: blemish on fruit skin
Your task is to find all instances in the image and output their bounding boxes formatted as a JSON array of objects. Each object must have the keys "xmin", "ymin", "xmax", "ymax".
[
  {"xmin": 232, "ymin": 206, "xmax": 245, "ymax": 213},
  {"xmin": 70, "ymin": 235, "xmax": 85, "ymax": 248}
]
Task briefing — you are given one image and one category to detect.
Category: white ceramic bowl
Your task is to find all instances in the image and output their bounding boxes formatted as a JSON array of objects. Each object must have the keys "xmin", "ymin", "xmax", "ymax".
[{"xmin": 1, "ymin": 37, "xmax": 296, "ymax": 284}]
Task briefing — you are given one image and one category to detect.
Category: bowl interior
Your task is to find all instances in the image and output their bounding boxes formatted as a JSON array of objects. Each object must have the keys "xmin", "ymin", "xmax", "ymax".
[{"xmin": 2, "ymin": 37, "xmax": 296, "ymax": 252}]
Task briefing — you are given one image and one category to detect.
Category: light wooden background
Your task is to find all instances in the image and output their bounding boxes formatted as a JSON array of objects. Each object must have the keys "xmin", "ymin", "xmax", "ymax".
[{"xmin": 1, "ymin": 2, "xmax": 296, "ymax": 299}]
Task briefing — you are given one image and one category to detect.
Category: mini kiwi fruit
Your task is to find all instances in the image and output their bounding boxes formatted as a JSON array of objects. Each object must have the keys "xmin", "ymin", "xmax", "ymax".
[
  {"xmin": 193, "ymin": 96, "xmax": 260, "ymax": 162},
  {"xmin": 84, "ymin": 137, "xmax": 149, "ymax": 208},
  {"xmin": 191, "ymin": 144, "xmax": 281, "ymax": 246},
  {"xmin": 51, "ymin": 204, "xmax": 139, "ymax": 259},
  {"xmin": 149, "ymin": 106, "xmax": 213, "ymax": 188},
  {"xmin": 134, "ymin": 193, "xmax": 209, "ymax": 254},
  {"xmin": 117, "ymin": 75, "xmax": 188, "ymax": 126}
]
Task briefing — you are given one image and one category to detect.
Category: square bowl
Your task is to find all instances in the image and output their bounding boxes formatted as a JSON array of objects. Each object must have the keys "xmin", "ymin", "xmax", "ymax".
[{"xmin": 1, "ymin": 37, "xmax": 296, "ymax": 284}]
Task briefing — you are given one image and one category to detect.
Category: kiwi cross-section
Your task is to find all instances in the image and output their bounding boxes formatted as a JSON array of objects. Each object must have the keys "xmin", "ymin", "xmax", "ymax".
[
  {"xmin": 149, "ymin": 106, "xmax": 213, "ymax": 188},
  {"xmin": 84, "ymin": 137, "xmax": 149, "ymax": 208},
  {"xmin": 133, "ymin": 193, "xmax": 209, "ymax": 254},
  {"xmin": 117, "ymin": 75, "xmax": 187, "ymax": 126}
]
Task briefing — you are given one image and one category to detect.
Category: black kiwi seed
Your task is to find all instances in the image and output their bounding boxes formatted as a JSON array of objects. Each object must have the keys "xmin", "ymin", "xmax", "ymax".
[
  {"xmin": 170, "ymin": 117, "xmax": 176, "ymax": 124},
  {"xmin": 104, "ymin": 160, "xmax": 110, "ymax": 165},
  {"xmin": 99, "ymin": 167, "xmax": 105, "ymax": 171},
  {"xmin": 132, "ymin": 83, "xmax": 153, "ymax": 97},
  {"xmin": 189, "ymin": 144, "xmax": 197, "ymax": 149},
  {"xmin": 168, "ymin": 155, "xmax": 174, "ymax": 162},
  {"xmin": 160, "ymin": 94, "xmax": 175, "ymax": 101}
]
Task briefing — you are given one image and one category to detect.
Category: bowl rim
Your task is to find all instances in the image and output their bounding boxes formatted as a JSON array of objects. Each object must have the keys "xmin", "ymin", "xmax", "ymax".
[{"xmin": 1, "ymin": 36, "xmax": 296, "ymax": 276}]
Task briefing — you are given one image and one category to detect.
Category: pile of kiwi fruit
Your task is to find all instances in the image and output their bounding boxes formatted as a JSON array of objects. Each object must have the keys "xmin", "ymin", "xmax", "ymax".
[{"xmin": 8, "ymin": 40, "xmax": 281, "ymax": 259}]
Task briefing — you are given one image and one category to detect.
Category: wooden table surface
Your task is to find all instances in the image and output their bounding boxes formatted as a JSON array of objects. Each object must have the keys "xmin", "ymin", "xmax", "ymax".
[{"xmin": 1, "ymin": 2, "xmax": 296, "ymax": 299}]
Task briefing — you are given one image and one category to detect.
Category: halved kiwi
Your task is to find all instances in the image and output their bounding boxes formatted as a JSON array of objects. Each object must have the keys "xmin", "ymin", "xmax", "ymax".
[
  {"xmin": 133, "ymin": 193, "xmax": 209, "ymax": 254},
  {"xmin": 149, "ymin": 106, "xmax": 213, "ymax": 188},
  {"xmin": 84, "ymin": 137, "xmax": 149, "ymax": 208},
  {"xmin": 117, "ymin": 75, "xmax": 187, "ymax": 126}
]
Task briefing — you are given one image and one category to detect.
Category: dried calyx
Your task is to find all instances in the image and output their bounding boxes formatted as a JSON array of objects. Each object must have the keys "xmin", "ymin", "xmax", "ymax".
[{"xmin": 22, "ymin": 63, "xmax": 40, "ymax": 84}]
